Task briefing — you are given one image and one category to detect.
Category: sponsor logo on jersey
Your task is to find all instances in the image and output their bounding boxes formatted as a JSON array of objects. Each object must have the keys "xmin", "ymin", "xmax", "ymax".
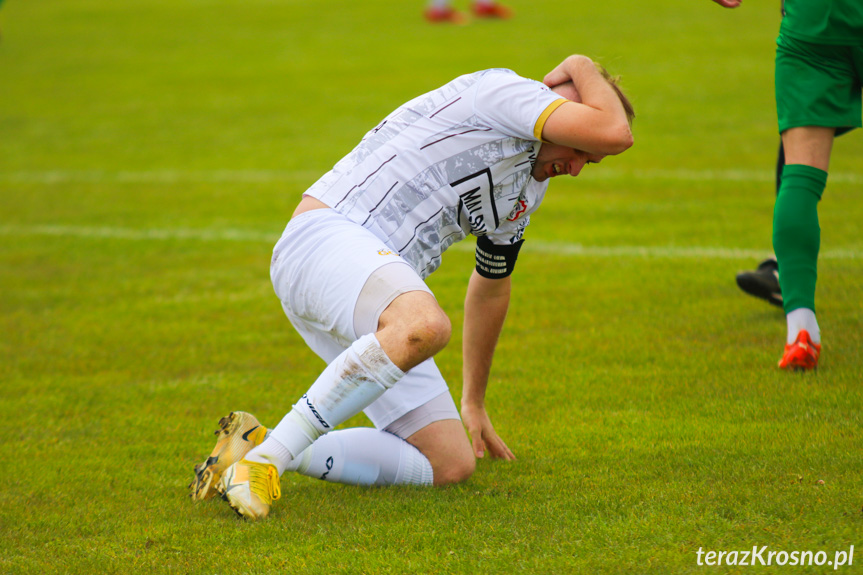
[
  {"xmin": 377, "ymin": 249, "xmax": 395, "ymax": 256},
  {"xmin": 507, "ymin": 199, "xmax": 528, "ymax": 221},
  {"xmin": 451, "ymin": 168, "xmax": 499, "ymax": 236}
]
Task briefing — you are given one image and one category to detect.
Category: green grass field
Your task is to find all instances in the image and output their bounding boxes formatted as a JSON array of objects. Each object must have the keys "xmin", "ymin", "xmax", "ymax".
[{"xmin": 2, "ymin": 0, "xmax": 862, "ymax": 572}]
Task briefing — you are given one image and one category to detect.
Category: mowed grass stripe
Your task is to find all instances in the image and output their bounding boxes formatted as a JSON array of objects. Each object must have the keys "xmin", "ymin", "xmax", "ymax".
[
  {"xmin": 3, "ymin": 168, "xmax": 862, "ymax": 184},
  {"xmin": 3, "ymin": 224, "xmax": 861, "ymax": 260}
]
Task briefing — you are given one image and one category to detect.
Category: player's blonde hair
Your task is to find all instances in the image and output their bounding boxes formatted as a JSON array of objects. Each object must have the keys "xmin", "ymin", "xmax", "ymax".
[{"xmin": 595, "ymin": 63, "xmax": 635, "ymax": 127}]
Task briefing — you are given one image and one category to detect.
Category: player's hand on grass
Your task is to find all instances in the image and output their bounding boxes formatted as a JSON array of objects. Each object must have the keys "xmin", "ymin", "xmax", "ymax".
[{"xmin": 461, "ymin": 403, "xmax": 515, "ymax": 461}]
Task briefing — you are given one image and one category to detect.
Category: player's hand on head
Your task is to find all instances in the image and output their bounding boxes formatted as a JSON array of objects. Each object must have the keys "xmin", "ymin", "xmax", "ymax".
[
  {"xmin": 551, "ymin": 81, "xmax": 582, "ymax": 104},
  {"xmin": 543, "ymin": 55, "xmax": 593, "ymax": 89},
  {"xmin": 461, "ymin": 403, "xmax": 516, "ymax": 461}
]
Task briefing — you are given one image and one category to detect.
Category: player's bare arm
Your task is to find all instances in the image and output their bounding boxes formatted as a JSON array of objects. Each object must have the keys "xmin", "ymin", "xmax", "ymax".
[
  {"xmin": 461, "ymin": 270, "xmax": 516, "ymax": 461},
  {"xmin": 541, "ymin": 55, "xmax": 634, "ymax": 155}
]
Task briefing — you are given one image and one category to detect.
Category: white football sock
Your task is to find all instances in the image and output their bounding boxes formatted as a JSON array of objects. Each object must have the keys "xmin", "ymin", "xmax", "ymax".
[
  {"xmin": 786, "ymin": 308, "xmax": 820, "ymax": 344},
  {"xmin": 247, "ymin": 333, "xmax": 404, "ymax": 475},
  {"xmin": 285, "ymin": 428, "xmax": 434, "ymax": 486},
  {"xmin": 246, "ymin": 434, "xmax": 295, "ymax": 475}
]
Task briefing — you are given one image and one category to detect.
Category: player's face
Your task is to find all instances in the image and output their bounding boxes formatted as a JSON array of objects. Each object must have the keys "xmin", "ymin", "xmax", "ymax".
[{"xmin": 531, "ymin": 143, "xmax": 605, "ymax": 182}]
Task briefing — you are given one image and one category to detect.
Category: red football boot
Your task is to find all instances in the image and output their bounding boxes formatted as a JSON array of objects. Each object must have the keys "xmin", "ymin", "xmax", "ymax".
[
  {"xmin": 778, "ymin": 330, "xmax": 821, "ymax": 371},
  {"xmin": 425, "ymin": 6, "xmax": 468, "ymax": 24},
  {"xmin": 471, "ymin": 2, "xmax": 513, "ymax": 19}
]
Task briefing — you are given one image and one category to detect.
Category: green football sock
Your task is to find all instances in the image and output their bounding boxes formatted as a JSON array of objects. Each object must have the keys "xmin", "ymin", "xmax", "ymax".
[{"xmin": 772, "ymin": 164, "xmax": 827, "ymax": 314}]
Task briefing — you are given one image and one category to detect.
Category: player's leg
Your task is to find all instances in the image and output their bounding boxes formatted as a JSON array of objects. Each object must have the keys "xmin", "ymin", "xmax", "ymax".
[
  {"xmin": 219, "ymin": 215, "xmax": 453, "ymax": 519},
  {"xmin": 471, "ymin": 0, "xmax": 512, "ymax": 19},
  {"xmin": 781, "ymin": 127, "xmax": 833, "ymax": 171},
  {"xmin": 272, "ymin": 261, "xmax": 470, "ymax": 487},
  {"xmin": 281, "ymin": 427, "xmax": 435, "ymax": 486},
  {"xmin": 424, "ymin": 0, "xmax": 466, "ymax": 24},
  {"xmin": 734, "ymin": 141, "xmax": 784, "ymax": 307},
  {"xmin": 283, "ymin": 390, "xmax": 474, "ymax": 486},
  {"xmin": 249, "ymin": 288, "xmax": 449, "ymax": 476},
  {"xmin": 773, "ymin": 126, "xmax": 832, "ymax": 368},
  {"xmin": 771, "ymin": 35, "xmax": 861, "ymax": 370},
  {"xmin": 354, "ymin": 265, "xmax": 472, "ymax": 484},
  {"xmin": 402, "ymin": 418, "xmax": 475, "ymax": 485},
  {"xmin": 191, "ymin": 391, "xmax": 470, "ymax": 495},
  {"xmin": 775, "ymin": 140, "xmax": 785, "ymax": 194},
  {"xmin": 232, "ymin": 307, "xmax": 446, "ymax": 516},
  {"xmin": 373, "ymin": 290, "xmax": 451, "ymax": 372},
  {"xmin": 275, "ymin": 261, "xmax": 470, "ymax": 487}
]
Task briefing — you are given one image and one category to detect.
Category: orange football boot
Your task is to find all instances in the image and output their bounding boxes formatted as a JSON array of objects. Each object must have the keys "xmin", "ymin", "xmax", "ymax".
[
  {"xmin": 424, "ymin": 6, "xmax": 468, "ymax": 24},
  {"xmin": 778, "ymin": 329, "xmax": 821, "ymax": 371},
  {"xmin": 471, "ymin": 2, "xmax": 513, "ymax": 19}
]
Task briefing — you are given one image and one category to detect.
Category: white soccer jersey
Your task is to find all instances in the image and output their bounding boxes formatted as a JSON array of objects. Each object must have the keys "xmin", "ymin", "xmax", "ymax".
[{"xmin": 306, "ymin": 69, "xmax": 566, "ymax": 279}]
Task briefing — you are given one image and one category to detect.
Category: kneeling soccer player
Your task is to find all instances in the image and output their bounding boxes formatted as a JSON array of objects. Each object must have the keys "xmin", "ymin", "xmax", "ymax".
[{"xmin": 190, "ymin": 54, "xmax": 635, "ymax": 520}]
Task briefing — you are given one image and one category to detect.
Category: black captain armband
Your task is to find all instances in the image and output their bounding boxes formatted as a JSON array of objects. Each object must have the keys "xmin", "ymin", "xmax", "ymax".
[{"xmin": 475, "ymin": 236, "xmax": 524, "ymax": 279}]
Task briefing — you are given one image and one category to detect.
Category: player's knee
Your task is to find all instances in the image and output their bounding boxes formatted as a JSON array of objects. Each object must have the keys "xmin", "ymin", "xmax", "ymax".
[
  {"xmin": 433, "ymin": 452, "xmax": 475, "ymax": 485},
  {"xmin": 406, "ymin": 308, "xmax": 451, "ymax": 357}
]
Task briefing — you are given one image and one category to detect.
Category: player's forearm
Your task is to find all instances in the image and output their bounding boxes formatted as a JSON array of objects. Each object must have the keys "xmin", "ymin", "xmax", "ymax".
[
  {"xmin": 546, "ymin": 56, "xmax": 620, "ymax": 113},
  {"xmin": 542, "ymin": 56, "xmax": 633, "ymax": 155},
  {"xmin": 461, "ymin": 271, "xmax": 511, "ymax": 408}
]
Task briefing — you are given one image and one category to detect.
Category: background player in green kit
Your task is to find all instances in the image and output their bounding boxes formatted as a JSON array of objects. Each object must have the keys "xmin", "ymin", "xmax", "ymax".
[{"xmin": 712, "ymin": 0, "xmax": 863, "ymax": 371}]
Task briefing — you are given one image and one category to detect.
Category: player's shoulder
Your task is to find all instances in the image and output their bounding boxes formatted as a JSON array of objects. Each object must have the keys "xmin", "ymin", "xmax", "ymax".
[
  {"xmin": 474, "ymin": 68, "xmax": 552, "ymax": 95},
  {"xmin": 475, "ymin": 67, "xmax": 528, "ymax": 82},
  {"xmin": 443, "ymin": 68, "xmax": 518, "ymax": 91},
  {"xmin": 444, "ymin": 68, "xmax": 549, "ymax": 99},
  {"xmin": 478, "ymin": 67, "xmax": 518, "ymax": 76}
]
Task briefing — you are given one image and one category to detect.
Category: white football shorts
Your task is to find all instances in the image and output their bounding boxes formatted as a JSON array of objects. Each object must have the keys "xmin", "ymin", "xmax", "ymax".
[{"xmin": 271, "ymin": 208, "xmax": 458, "ymax": 432}]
